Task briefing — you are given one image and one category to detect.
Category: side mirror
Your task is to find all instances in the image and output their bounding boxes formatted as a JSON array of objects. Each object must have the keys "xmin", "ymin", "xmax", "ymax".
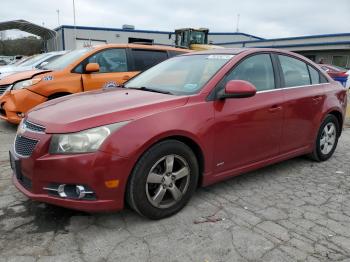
[
  {"xmin": 217, "ymin": 80, "xmax": 257, "ymax": 99},
  {"xmin": 85, "ymin": 63, "xmax": 100, "ymax": 73}
]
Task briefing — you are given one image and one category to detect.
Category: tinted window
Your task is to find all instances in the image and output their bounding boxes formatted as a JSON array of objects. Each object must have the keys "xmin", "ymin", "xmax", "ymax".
[
  {"xmin": 279, "ymin": 55, "xmax": 310, "ymax": 87},
  {"xmin": 87, "ymin": 49, "xmax": 127, "ymax": 73},
  {"xmin": 308, "ymin": 65, "xmax": 320, "ymax": 84},
  {"xmin": 320, "ymin": 74, "xmax": 328, "ymax": 83},
  {"xmin": 132, "ymin": 49, "xmax": 168, "ymax": 71},
  {"xmin": 225, "ymin": 54, "xmax": 275, "ymax": 91}
]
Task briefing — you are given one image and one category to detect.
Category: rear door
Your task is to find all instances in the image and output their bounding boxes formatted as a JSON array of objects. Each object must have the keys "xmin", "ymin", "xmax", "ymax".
[
  {"xmin": 81, "ymin": 48, "xmax": 137, "ymax": 91},
  {"xmin": 213, "ymin": 53, "xmax": 284, "ymax": 173},
  {"xmin": 276, "ymin": 54, "xmax": 328, "ymax": 153}
]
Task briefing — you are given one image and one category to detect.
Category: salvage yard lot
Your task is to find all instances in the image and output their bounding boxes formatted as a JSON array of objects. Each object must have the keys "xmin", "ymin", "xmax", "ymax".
[{"xmin": 0, "ymin": 120, "xmax": 350, "ymax": 262}]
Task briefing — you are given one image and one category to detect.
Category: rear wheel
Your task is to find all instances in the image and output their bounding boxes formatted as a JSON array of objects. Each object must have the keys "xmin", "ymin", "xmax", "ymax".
[
  {"xmin": 126, "ymin": 140, "xmax": 199, "ymax": 219},
  {"xmin": 310, "ymin": 114, "xmax": 339, "ymax": 161}
]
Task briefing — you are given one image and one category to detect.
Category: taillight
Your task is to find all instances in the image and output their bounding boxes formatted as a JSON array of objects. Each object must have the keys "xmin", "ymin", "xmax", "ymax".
[{"xmin": 334, "ymin": 72, "xmax": 348, "ymax": 77}]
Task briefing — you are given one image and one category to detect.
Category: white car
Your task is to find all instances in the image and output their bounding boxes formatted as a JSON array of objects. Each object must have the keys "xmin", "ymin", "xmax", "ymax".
[
  {"xmin": 0, "ymin": 51, "xmax": 67, "ymax": 79},
  {"xmin": 347, "ymin": 70, "xmax": 350, "ymax": 89}
]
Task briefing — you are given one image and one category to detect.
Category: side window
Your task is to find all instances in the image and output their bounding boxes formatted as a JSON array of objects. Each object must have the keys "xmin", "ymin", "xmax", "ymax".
[
  {"xmin": 278, "ymin": 55, "xmax": 311, "ymax": 87},
  {"xmin": 320, "ymin": 74, "xmax": 328, "ymax": 83},
  {"xmin": 132, "ymin": 49, "xmax": 168, "ymax": 71},
  {"xmin": 87, "ymin": 49, "xmax": 127, "ymax": 73},
  {"xmin": 225, "ymin": 54, "xmax": 275, "ymax": 91},
  {"xmin": 308, "ymin": 65, "xmax": 320, "ymax": 84}
]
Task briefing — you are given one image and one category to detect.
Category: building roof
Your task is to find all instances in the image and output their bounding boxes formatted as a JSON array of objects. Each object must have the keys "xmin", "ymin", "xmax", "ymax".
[
  {"xmin": 0, "ymin": 20, "xmax": 56, "ymax": 40},
  {"xmin": 54, "ymin": 25, "xmax": 264, "ymax": 40}
]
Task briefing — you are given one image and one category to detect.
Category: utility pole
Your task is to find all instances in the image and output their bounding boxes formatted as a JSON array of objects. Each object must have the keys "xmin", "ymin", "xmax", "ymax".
[
  {"xmin": 56, "ymin": 9, "xmax": 60, "ymax": 26},
  {"xmin": 73, "ymin": 0, "xmax": 77, "ymax": 48},
  {"xmin": 236, "ymin": 14, "xmax": 240, "ymax": 32}
]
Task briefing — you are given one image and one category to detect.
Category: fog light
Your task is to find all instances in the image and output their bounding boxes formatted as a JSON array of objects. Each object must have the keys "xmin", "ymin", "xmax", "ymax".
[
  {"xmin": 44, "ymin": 184, "xmax": 95, "ymax": 200},
  {"xmin": 17, "ymin": 112, "xmax": 25, "ymax": 118},
  {"xmin": 76, "ymin": 185, "xmax": 87, "ymax": 199},
  {"xmin": 57, "ymin": 184, "xmax": 67, "ymax": 198}
]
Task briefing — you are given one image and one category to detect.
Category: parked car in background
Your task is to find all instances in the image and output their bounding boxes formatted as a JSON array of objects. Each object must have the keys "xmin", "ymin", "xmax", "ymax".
[
  {"xmin": 0, "ymin": 60, "xmax": 7, "ymax": 66},
  {"xmin": 0, "ymin": 44, "xmax": 190, "ymax": 124},
  {"xmin": 10, "ymin": 48, "xmax": 347, "ymax": 219},
  {"xmin": 319, "ymin": 64, "xmax": 349, "ymax": 88},
  {"xmin": 0, "ymin": 51, "xmax": 67, "ymax": 79}
]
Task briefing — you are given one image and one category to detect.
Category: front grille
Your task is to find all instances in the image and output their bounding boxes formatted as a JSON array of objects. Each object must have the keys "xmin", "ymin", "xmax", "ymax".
[
  {"xmin": 14, "ymin": 135, "xmax": 38, "ymax": 157},
  {"xmin": 0, "ymin": 85, "xmax": 10, "ymax": 95},
  {"xmin": 24, "ymin": 120, "xmax": 46, "ymax": 133}
]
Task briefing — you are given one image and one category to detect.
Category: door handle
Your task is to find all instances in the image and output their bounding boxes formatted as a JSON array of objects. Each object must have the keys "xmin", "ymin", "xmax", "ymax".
[{"xmin": 268, "ymin": 105, "xmax": 282, "ymax": 112}]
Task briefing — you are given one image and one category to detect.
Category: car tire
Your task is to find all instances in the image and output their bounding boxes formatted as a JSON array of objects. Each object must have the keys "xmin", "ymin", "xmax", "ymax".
[
  {"xmin": 309, "ymin": 114, "xmax": 340, "ymax": 162},
  {"xmin": 126, "ymin": 140, "xmax": 199, "ymax": 219}
]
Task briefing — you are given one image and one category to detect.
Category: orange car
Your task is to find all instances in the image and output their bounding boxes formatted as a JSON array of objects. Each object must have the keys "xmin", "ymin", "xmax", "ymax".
[{"xmin": 0, "ymin": 44, "xmax": 190, "ymax": 124}]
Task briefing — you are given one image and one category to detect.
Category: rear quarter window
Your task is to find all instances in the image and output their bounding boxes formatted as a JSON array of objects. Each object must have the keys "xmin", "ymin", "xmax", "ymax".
[{"xmin": 308, "ymin": 65, "xmax": 320, "ymax": 84}]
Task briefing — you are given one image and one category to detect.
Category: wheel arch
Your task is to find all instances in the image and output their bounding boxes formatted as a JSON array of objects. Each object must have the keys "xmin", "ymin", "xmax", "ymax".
[
  {"xmin": 127, "ymin": 132, "xmax": 206, "ymax": 190},
  {"xmin": 157, "ymin": 135, "xmax": 205, "ymax": 187},
  {"xmin": 326, "ymin": 109, "xmax": 344, "ymax": 136}
]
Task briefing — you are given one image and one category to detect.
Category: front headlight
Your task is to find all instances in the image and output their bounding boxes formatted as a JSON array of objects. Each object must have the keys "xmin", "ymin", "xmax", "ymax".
[
  {"xmin": 13, "ymin": 78, "xmax": 42, "ymax": 90},
  {"xmin": 49, "ymin": 121, "xmax": 130, "ymax": 154}
]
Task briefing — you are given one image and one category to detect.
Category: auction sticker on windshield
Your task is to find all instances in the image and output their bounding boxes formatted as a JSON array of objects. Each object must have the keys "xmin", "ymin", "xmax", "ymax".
[{"xmin": 207, "ymin": 55, "xmax": 234, "ymax": 59}]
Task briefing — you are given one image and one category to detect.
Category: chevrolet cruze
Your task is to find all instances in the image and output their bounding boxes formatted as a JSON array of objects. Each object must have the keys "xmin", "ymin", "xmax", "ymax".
[{"xmin": 10, "ymin": 48, "xmax": 347, "ymax": 219}]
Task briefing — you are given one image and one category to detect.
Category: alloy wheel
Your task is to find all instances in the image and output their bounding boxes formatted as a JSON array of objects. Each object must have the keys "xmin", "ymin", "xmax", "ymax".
[
  {"xmin": 145, "ymin": 154, "xmax": 190, "ymax": 209},
  {"xmin": 320, "ymin": 122, "xmax": 336, "ymax": 155}
]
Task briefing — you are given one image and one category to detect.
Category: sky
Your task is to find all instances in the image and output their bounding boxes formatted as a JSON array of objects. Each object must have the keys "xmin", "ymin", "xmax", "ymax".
[{"xmin": 1, "ymin": 0, "xmax": 349, "ymax": 39}]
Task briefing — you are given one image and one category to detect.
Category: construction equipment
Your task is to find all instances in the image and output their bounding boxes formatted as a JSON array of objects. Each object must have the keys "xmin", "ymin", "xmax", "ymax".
[{"xmin": 174, "ymin": 28, "xmax": 224, "ymax": 51}]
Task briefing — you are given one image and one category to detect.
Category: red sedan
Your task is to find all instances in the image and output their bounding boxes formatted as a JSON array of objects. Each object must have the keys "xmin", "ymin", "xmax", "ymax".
[{"xmin": 10, "ymin": 48, "xmax": 347, "ymax": 219}]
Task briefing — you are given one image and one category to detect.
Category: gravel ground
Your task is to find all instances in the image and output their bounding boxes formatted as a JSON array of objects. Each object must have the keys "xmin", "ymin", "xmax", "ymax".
[{"xmin": 0, "ymin": 118, "xmax": 350, "ymax": 262}]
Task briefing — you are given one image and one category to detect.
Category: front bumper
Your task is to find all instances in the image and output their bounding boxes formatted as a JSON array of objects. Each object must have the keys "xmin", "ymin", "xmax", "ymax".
[
  {"xmin": 0, "ymin": 89, "xmax": 47, "ymax": 124},
  {"xmin": 10, "ymin": 131, "xmax": 133, "ymax": 212}
]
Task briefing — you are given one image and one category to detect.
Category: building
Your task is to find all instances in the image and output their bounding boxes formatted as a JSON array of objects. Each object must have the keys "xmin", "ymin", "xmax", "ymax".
[
  {"xmin": 217, "ymin": 33, "xmax": 350, "ymax": 68},
  {"xmin": 48, "ymin": 25, "xmax": 262, "ymax": 51},
  {"xmin": 48, "ymin": 25, "xmax": 350, "ymax": 69}
]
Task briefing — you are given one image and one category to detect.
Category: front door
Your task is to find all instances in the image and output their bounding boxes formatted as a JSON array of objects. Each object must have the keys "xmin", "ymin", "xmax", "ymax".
[
  {"xmin": 213, "ymin": 53, "xmax": 284, "ymax": 174},
  {"xmin": 81, "ymin": 48, "xmax": 138, "ymax": 91}
]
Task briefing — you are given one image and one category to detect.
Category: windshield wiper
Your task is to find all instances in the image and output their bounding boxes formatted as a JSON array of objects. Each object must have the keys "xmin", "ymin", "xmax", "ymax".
[{"xmin": 127, "ymin": 86, "xmax": 173, "ymax": 95}]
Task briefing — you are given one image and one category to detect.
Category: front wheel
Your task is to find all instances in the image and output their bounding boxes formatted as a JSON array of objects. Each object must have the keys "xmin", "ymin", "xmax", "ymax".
[
  {"xmin": 310, "ymin": 114, "xmax": 340, "ymax": 161},
  {"xmin": 126, "ymin": 140, "xmax": 199, "ymax": 219}
]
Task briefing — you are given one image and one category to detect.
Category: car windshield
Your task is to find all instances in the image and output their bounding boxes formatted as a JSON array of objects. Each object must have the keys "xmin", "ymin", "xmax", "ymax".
[
  {"xmin": 43, "ymin": 48, "xmax": 92, "ymax": 71},
  {"xmin": 124, "ymin": 54, "xmax": 234, "ymax": 95},
  {"xmin": 19, "ymin": 53, "xmax": 51, "ymax": 67}
]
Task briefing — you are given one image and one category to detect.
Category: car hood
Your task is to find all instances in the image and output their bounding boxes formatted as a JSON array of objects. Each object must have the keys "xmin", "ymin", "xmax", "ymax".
[
  {"xmin": 27, "ymin": 88, "xmax": 189, "ymax": 133},
  {"xmin": 0, "ymin": 69, "xmax": 51, "ymax": 84}
]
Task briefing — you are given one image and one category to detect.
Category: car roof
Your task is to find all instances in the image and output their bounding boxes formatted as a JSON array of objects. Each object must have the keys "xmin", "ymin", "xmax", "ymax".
[
  {"xmin": 181, "ymin": 47, "xmax": 299, "ymax": 56},
  {"xmin": 92, "ymin": 43, "xmax": 192, "ymax": 53}
]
